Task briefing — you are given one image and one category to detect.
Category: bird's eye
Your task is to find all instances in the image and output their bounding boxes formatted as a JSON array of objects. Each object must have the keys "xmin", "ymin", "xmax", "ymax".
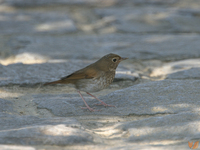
[{"xmin": 112, "ymin": 58, "xmax": 117, "ymax": 62}]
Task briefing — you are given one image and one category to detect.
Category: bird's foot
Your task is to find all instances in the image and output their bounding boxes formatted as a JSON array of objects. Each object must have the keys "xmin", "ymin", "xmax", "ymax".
[
  {"xmin": 81, "ymin": 106, "xmax": 101, "ymax": 112},
  {"xmin": 93, "ymin": 102, "xmax": 116, "ymax": 108}
]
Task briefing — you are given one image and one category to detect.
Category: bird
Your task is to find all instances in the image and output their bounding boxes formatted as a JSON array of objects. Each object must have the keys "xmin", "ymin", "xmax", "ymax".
[{"xmin": 44, "ymin": 53, "xmax": 128, "ymax": 112}]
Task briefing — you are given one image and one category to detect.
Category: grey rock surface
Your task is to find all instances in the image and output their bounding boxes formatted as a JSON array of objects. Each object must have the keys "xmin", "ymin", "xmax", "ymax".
[
  {"xmin": 0, "ymin": 0, "xmax": 200, "ymax": 149},
  {"xmin": 167, "ymin": 67, "xmax": 200, "ymax": 79},
  {"xmin": 0, "ymin": 99, "xmax": 13, "ymax": 113},
  {"xmin": 33, "ymin": 80, "xmax": 200, "ymax": 116},
  {"xmin": 0, "ymin": 62, "xmax": 133, "ymax": 85},
  {"xmin": 0, "ymin": 62, "xmax": 81, "ymax": 85},
  {"xmin": 118, "ymin": 112, "xmax": 200, "ymax": 142},
  {"xmin": 150, "ymin": 59, "xmax": 200, "ymax": 77},
  {"xmin": 95, "ymin": 6, "xmax": 200, "ymax": 33},
  {"xmin": 0, "ymin": 10, "xmax": 76, "ymax": 34},
  {"xmin": 3, "ymin": 0, "xmax": 121, "ymax": 6},
  {"xmin": 3, "ymin": 34, "xmax": 200, "ymax": 61},
  {"xmin": 0, "ymin": 116, "xmax": 98, "ymax": 145}
]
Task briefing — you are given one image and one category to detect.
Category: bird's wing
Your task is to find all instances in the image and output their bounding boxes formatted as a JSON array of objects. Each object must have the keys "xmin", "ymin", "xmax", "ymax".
[
  {"xmin": 61, "ymin": 67, "xmax": 99, "ymax": 80},
  {"xmin": 44, "ymin": 65, "xmax": 101, "ymax": 85}
]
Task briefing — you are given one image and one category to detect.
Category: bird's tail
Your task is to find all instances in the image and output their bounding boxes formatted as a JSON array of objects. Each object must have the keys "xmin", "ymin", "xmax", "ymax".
[
  {"xmin": 44, "ymin": 80, "xmax": 63, "ymax": 85},
  {"xmin": 44, "ymin": 79, "xmax": 75, "ymax": 85}
]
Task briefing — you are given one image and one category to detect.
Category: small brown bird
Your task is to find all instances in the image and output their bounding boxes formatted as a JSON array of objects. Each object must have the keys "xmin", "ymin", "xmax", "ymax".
[{"xmin": 45, "ymin": 53, "xmax": 127, "ymax": 112}]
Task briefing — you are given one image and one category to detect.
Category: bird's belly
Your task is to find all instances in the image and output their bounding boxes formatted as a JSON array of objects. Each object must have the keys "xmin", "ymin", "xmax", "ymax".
[{"xmin": 76, "ymin": 75, "xmax": 114, "ymax": 93}]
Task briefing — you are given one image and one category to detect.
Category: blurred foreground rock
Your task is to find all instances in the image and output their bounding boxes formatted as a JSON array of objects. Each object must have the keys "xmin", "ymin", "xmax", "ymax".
[{"xmin": 0, "ymin": 0, "xmax": 200, "ymax": 149}]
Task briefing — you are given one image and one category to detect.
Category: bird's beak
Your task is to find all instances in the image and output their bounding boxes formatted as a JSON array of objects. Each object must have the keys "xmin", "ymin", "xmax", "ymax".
[{"xmin": 120, "ymin": 57, "xmax": 128, "ymax": 62}]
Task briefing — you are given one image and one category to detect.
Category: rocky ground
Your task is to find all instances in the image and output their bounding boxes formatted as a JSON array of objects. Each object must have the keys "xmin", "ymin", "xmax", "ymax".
[{"xmin": 0, "ymin": 0, "xmax": 200, "ymax": 149}]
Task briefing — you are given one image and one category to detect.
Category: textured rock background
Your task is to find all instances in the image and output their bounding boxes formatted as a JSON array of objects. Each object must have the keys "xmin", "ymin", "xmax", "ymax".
[{"xmin": 0, "ymin": 0, "xmax": 200, "ymax": 149}]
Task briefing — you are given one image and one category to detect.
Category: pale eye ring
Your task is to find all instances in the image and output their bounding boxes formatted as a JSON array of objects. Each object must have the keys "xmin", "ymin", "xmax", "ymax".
[{"xmin": 112, "ymin": 58, "xmax": 117, "ymax": 62}]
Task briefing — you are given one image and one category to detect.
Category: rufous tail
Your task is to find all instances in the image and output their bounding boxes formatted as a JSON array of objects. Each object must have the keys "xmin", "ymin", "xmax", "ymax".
[
  {"xmin": 44, "ymin": 79, "xmax": 74, "ymax": 85},
  {"xmin": 44, "ymin": 80, "xmax": 63, "ymax": 85}
]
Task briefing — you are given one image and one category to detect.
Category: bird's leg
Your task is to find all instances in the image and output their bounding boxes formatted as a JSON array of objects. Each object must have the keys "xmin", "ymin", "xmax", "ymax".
[
  {"xmin": 86, "ymin": 92, "xmax": 116, "ymax": 108},
  {"xmin": 77, "ymin": 91, "xmax": 100, "ymax": 112}
]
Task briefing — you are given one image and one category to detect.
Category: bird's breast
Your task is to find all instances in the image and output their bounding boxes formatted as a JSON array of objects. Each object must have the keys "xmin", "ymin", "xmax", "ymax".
[{"xmin": 75, "ymin": 72, "xmax": 115, "ymax": 93}]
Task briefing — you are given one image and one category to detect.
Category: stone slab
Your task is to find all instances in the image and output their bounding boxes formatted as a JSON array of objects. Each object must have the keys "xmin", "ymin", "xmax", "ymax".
[
  {"xmin": 0, "ymin": 10, "xmax": 76, "ymax": 34},
  {"xmin": 0, "ymin": 115, "xmax": 100, "ymax": 145},
  {"xmin": 116, "ymin": 112, "xmax": 200, "ymax": 142},
  {"xmin": 0, "ymin": 61, "xmax": 134, "ymax": 86},
  {"xmin": 151, "ymin": 59, "xmax": 200, "ymax": 78},
  {"xmin": 5, "ymin": 34, "xmax": 200, "ymax": 62},
  {"xmin": 33, "ymin": 80, "xmax": 200, "ymax": 116},
  {"xmin": 95, "ymin": 6, "xmax": 200, "ymax": 33},
  {"xmin": 0, "ymin": 98, "xmax": 13, "ymax": 113},
  {"xmin": 167, "ymin": 67, "xmax": 200, "ymax": 79}
]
